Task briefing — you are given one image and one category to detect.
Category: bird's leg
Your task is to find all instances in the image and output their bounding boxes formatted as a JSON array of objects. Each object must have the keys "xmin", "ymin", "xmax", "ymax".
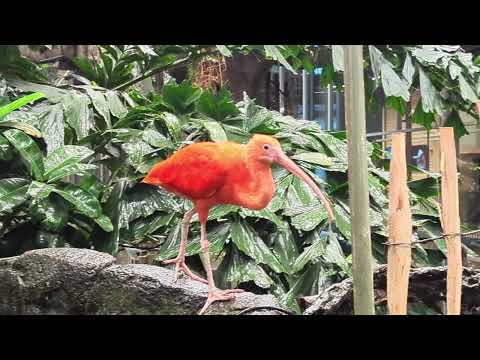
[
  {"xmin": 198, "ymin": 221, "xmax": 244, "ymax": 315},
  {"xmin": 162, "ymin": 209, "xmax": 207, "ymax": 284}
]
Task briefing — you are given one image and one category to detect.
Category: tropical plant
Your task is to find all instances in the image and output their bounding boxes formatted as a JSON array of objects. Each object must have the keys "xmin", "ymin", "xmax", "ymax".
[{"xmin": 1, "ymin": 44, "xmax": 479, "ymax": 313}]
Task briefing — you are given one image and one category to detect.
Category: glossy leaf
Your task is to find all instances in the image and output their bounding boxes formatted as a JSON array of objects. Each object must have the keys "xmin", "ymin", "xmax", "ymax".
[
  {"xmin": 30, "ymin": 195, "xmax": 69, "ymax": 232},
  {"xmin": 8, "ymin": 79, "xmax": 69, "ymax": 103},
  {"xmin": 217, "ymin": 246, "xmax": 274, "ymax": 289},
  {"xmin": 38, "ymin": 103, "xmax": 64, "ymax": 154},
  {"xmin": 44, "ymin": 145, "xmax": 95, "ymax": 183},
  {"xmin": 292, "ymin": 230, "xmax": 328, "ymax": 273},
  {"xmin": 458, "ymin": 74, "xmax": 478, "ymax": 103},
  {"xmin": 27, "ymin": 181, "xmax": 54, "ymax": 198},
  {"xmin": 292, "ymin": 152, "xmax": 332, "ymax": 166},
  {"xmin": 0, "ymin": 134, "xmax": 13, "ymax": 161},
  {"xmin": 85, "ymin": 87, "xmax": 112, "ymax": 128},
  {"xmin": 64, "ymin": 92, "xmax": 93, "ymax": 140},
  {"xmin": 52, "ymin": 184, "xmax": 113, "ymax": 232},
  {"xmin": 290, "ymin": 204, "xmax": 327, "ymax": 232},
  {"xmin": 231, "ymin": 221, "xmax": 287, "ymax": 273},
  {"xmin": 4, "ymin": 129, "xmax": 44, "ymax": 181},
  {"xmin": 0, "ymin": 92, "xmax": 45, "ymax": 119},
  {"xmin": 402, "ymin": 53, "xmax": 415, "ymax": 87},
  {"xmin": 203, "ymin": 121, "xmax": 228, "ymax": 142},
  {"xmin": 215, "ymin": 45, "xmax": 232, "ymax": 57},
  {"xmin": 0, "ymin": 178, "xmax": 30, "ymax": 213},
  {"xmin": 105, "ymin": 90, "xmax": 128, "ymax": 118},
  {"xmin": 419, "ymin": 66, "xmax": 443, "ymax": 114},
  {"xmin": 380, "ymin": 63, "xmax": 410, "ymax": 101},
  {"xmin": 162, "ymin": 82, "xmax": 202, "ymax": 115},
  {"xmin": 272, "ymin": 225, "xmax": 299, "ymax": 274}
]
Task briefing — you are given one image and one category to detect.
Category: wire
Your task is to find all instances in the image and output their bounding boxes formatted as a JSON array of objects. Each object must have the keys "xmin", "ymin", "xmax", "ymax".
[
  {"xmin": 237, "ymin": 306, "xmax": 296, "ymax": 316},
  {"xmin": 383, "ymin": 229, "xmax": 480, "ymax": 247}
]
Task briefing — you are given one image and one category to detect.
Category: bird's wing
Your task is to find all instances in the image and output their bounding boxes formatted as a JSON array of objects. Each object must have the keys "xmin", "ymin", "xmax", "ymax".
[{"xmin": 146, "ymin": 143, "xmax": 228, "ymax": 199}]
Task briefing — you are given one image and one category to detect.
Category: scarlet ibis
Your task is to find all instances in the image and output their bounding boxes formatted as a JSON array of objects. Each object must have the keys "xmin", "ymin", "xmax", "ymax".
[{"xmin": 142, "ymin": 134, "xmax": 334, "ymax": 314}]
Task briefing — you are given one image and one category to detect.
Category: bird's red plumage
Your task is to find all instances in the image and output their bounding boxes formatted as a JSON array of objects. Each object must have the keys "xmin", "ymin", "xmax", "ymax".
[
  {"xmin": 143, "ymin": 135, "xmax": 282, "ymax": 212},
  {"xmin": 144, "ymin": 142, "xmax": 232, "ymax": 200}
]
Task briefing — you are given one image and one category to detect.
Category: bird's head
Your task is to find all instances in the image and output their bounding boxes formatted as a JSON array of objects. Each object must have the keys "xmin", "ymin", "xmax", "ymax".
[{"xmin": 248, "ymin": 134, "xmax": 335, "ymax": 222}]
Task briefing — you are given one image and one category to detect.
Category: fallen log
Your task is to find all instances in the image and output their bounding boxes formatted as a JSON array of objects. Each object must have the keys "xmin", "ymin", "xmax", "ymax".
[{"xmin": 302, "ymin": 265, "xmax": 480, "ymax": 315}]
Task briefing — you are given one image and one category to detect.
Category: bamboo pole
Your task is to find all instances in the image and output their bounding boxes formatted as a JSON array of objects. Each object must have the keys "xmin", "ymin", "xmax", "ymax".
[
  {"xmin": 343, "ymin": 45, "xmax": 375, "ymax": 315},
  {"xmin": 439, "ymin": 127, "xmax": 462, "ymax": 315},
  {"xmin": 387, "ymin": 133, "xmax": 412, "ymax": 315}
]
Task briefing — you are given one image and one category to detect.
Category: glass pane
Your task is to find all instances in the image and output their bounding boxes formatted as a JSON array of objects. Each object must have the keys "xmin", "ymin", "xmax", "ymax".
[
  {"xmin": 330, "ymin": 88, "xmax": 345, "ymax": 131},
  {"xmin": 313, "ymin": 91, "xmax": 328, "ymax": 130}
]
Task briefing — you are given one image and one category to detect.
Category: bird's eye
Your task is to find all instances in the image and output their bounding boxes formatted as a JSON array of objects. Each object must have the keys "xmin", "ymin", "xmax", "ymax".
[{"xmin": 263, "ymin": 144, "xmax": 270, "ymax": 150}]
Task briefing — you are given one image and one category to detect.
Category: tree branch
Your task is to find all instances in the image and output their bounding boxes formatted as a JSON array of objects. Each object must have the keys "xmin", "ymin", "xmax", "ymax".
[{"xmin": 112, "ymin": 49, "xmax": 218, "ymax": 91}]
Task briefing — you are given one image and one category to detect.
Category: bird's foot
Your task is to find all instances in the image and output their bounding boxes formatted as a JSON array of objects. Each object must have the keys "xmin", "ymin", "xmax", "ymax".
[
  {"xmin": 162, "ymin": 257, "xmax": 208, "ymax": 285},
  {"xmin": 198, "ymin": 288, "xmax": 245, "ymax": 315}
]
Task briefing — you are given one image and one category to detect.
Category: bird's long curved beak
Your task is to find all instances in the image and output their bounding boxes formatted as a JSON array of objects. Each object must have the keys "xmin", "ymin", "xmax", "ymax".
[{"xmin": 275, "ymin": 151, "xmax": 335, "ymax": 223}]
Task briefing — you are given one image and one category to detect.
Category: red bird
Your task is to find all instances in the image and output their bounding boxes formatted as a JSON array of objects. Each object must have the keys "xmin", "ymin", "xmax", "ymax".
[{"xmin": 142, "ymin": 134, "xmax": 334, "ymax": 314}]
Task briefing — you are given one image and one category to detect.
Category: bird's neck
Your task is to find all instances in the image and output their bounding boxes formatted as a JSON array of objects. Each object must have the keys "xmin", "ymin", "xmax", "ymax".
[{"xmin": 236, "ymin": 151, "xmax": 274, "ymax": 210}]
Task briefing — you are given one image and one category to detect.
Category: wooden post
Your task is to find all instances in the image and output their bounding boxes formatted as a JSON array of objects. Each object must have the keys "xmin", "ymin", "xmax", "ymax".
[
  {"xmin": 343, "ymin": 45, "xmax": 375, "ymax": 315},
  {"xmin": 439, "ymin": 127, "xmax": 462, "ymax": 315},
  {"xmin": 387, "ymin": 133, "xmax": 412, "ymax": 315}
]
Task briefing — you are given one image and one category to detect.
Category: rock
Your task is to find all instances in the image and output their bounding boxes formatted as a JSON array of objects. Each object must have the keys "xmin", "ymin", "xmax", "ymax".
[{"xmin": 0, "ymin": 248, "xmax": 284, "ymax": 315}]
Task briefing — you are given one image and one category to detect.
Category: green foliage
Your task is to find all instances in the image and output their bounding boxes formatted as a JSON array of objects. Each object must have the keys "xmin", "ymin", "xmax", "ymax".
[{"xmin": 0, "ymin": 44, "xmax": 476, "ymax": 313}]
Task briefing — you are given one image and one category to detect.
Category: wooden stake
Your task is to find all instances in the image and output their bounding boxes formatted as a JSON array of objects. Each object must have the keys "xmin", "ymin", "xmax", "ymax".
[
  {"xmin": 439, "ymin": 127, "xmax": 462, "ymax": 315},
  {"xmin": 387, "ymin": 133, "xmax": 412, "ymax": 315}
]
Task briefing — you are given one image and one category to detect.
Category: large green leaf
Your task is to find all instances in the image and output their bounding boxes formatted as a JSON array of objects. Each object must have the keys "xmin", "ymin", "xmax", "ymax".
[
  {"xmin": 291, "ymin": 230, "xmax": 329, "ymax": 273},
  {"xmin": 119, "ymin": 185, "xmax": 181, "ymax": 227},
  {"xmin": 290, "ymin": 204, "xmax": 327, "ymax": 232},
  {"xmin": 100, "ymin": 179, "xmax": 128, "ymax": 255},
  {"xmin": 402, "ymin": 53, "xmax": 415, "ymax": 87},
  {"xmin": 38, "ymin": 103, "xmax": 64, "ymax": 154},
  {"xmin": 85, "ymin": 87, "xmax": 112, "ymax": 128},
  {"xmin": 264, "ymin": 45, "xmax": 296, "ymax": 74},
  {"xmin": 411, "ymin": 99, "xmax": 435, "ymax": 130},
  {"xmin": 105, "ymin": 90, "xmax": 128, "ymax": 119},
  {"xmin": 0, "ymin": 120, "xmax": 42, "ymax": 138},
  {"xmin": 52, "ymin": 184, "xmax": 113, "ymax": 232},
  {"xmin": 240, "ymin": 207, "xmax": 286, "ymax": 230},
  {"xmin": 8, "ymin": 79, "xmax": 69, "ymax": 103},
  {"xmin": 4, "ymin": 128, "xmax": 44, "ymax": 181},
  {"xmin": 30, "ymin": 195, "xmax": 69, "ymax": 232},
  {"xmin": 203, "ymin": 121, "xmax": 228, "ymax": 142},
  {"xmin": 162, "ymin": 82, "xmax": 202, "ymax": 115},
  {"xmin": 419, "ymin": 66, "xmax": 443, "ymax": 114},
  {"xmin": 196, "ymin": 89, "xmax": 239, "ymax": 121},
  {"xmin": 380, "ymin": 63, "xmax": 410, "ymax": 101},
  {"xmin": 44, "ymin": 145, "xmax": 95, "ymax": 183},
  {"xmin": 0, "ymin": 178, "xmax": 30, "ymax": 213},
  {"xmin": 63, "ymin": 92, "xmax": 93, "ymax": 140},
  {"xmin": 322, "ymin": 232, "xmax": 351, "ymax": 276},
  {"xmin": 231, "ymin": 221, "xmax": 287, "ymax": 273},
  {"xmin": 0, "ymin": 134, "xmax": 13, "ymax": 161},
  {"xmin": 27, "ymin": 181, "xmax": 54, "ymax": 199},
  {"xmin": 0, "ymin": 92, "xmax": 45, "ymax": 119},
  {"xmin": 142, "ymin": 128, "xmax": 172, "ymax": 150},
  {"xmin": 158, "ymin": 112, "xmax": 181, "ymax": 142},
  {"xmin": 271, "ymin": 225, "xmax": 299, "ymax": 274},
  {"xmin": 444, "ymin": 110, "xmax": 468, "ymax": 139},
  {"xmin": 215, "ymin": 45, "xmax": 232, "ymax": 57},
  {"xmin": 216, "ymin": 246, "xmax": 274, "ymax": 289},
  {"xmin": 292, "ymin": 152, "xmax": 332, "ymax": 166},
  {"xmin": 458, "ymin": 74, "xmax": 479, "ymax": 103}
]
